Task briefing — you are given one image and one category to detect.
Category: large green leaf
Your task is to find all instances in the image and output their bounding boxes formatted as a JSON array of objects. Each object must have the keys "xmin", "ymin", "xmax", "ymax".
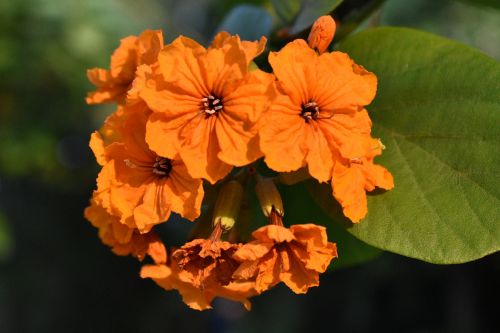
[
  {"xmin": 279, "ymin": 182, "xmax": 382, "ymax": 270},
  {"xmin": 290, "ymin": 0, "xmax": 343, "ymax": 34},
  {"xmin": 314, "ymin": 27, "xmax": 500, "ymax": 264}
]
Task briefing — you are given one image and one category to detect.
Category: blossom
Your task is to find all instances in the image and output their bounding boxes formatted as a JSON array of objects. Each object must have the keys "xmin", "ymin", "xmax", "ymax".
[
  {"xmin": 140, "ymin": 263, "xmax": 256, "ymax": 311},
  {"xmin": 86, "ymin": 30, "xmax": 164, "ymax": 104},
  {"xmin": 140, "ymin": 221, "xmax": 257, "ymax": 310},
  {"xmin": 91, "ymin": 103, "xmax": 204, "ymax": 233},
  {"xmin": 171, "ymin": 222, "xmax": 241, "ymax": 289},
  {"xmin": 307, "ymin": 15, "xmax": 336, "ymax": 54},
  {"xmin": 84, "ymin": 197, "xmax": 167, "ymax": 264},
  {"xmin": 233, "ymin": 216, "xmax": 337, "ymax": 294},
  {"xmin": 140, "ymin": 32, "xmax": 275, "ymax": 183},
  {"xmin": 260, "ymin": 39, "xmax": 377, "ymax": 182},
  {"xmin": 332, "ymin": 138, "xmax": 394, "ymax": 222}
]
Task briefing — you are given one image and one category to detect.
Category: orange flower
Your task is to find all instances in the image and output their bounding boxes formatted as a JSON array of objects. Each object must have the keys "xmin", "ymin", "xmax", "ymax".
[
  {"xmin": 140, "ymin": 32, "xmax": 275, "ymax": 183},
  {"xmin": 140, "ymin": 221, "xmax": 257, "ymax": 310},
  {"xmin": 84, "ymin": 197, "xmax": 167, "ymax": 264},
  {"xmin": 307, "ymin": 15, "xmax": 336, "ymax": 54},
  {"xmin": 89, "ymin": 106, "xmax": 129, "ymax": 166},
  {"xmin": 92, "ymin": 103, "xmax": 204, "ymax": 233},
  {"xmin": 332, "ymin": 138, "xmax": 394, "ymax": 222},
  {"xmin": 86, "ymin": 30, "xmax": 163, "ymax": 104},
  {"xmin": 233, "ymin": 214, "xmax": 337, "ymax": 294},
  {"xmin": 171, "ymin": 222, "xmax": 241, "ymax": 289},
  {"xmin": 141, "ymin": 263, "xmax": 256, "ymax": 311},
  {"xmin": 260, "ymin": 39, "xmax": 377, "ymax": 182}
]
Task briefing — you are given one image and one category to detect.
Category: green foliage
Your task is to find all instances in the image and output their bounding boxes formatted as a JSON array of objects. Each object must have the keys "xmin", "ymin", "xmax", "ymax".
[
  {"xmin": 216, "ymin": 4, "xmax": 273, "ymax": 40},
  {"xmin": 457, "ymin": 0, "xmax": 500, "ymax": 9},
  {"xmin": 381, "ymin": 0, "xmax": 500, "ymax": 59},
  {"xmin": 308, "ymin": 27, "xmax": 500, "ymax": 264},
  {"xmin": 272, "ymin": 0, "xmax": 302, "ymax": 24}
]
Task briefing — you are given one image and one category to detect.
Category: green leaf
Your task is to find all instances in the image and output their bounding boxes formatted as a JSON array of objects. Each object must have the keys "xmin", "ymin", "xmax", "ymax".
[
  {"xmin": 216, "ymin": 5, "xmax": 273, "ymax": 40},
  {"xmin": 272, "ymin": 0, "xmax": 302, "ymax": 24},
  {"xmin": 280, "ymin": 182, "xmax": 382, "ymax": 270},
  {"xmin": 290, "ymin": 0, "xmax": 343, "ymax": 34},
  {"xmin": 380, "ymin": 0, "xmax": 500, "ymax": 60},
  {"xmin": 320, "ymin": 27, "xmax": 500, "ymax": 264},
  {"xmin": 456, "ymin": 0, "xmax": 500, "ymax": 10}
]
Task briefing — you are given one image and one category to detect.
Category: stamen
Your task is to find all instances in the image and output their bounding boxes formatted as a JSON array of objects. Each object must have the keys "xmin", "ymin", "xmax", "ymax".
[
  {"xmin": 349, "ymin": 157, "xmax": 363, "ymax": 164},
  {"xmin": 152, "ymin": 156, "xmax": 172, "ymax": 177},
  {"xmin": 301, "ymin": 100, "xmax": 320, "ymax": 122},
  {"xmin": 201, "ymin": 93, "xmax": 224, "ymax": 116}
]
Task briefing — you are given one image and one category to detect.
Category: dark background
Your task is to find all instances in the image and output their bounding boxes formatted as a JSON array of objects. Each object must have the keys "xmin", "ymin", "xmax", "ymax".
[{"xmin": 1, "ymin": 0, "xmax": 499, "ymax": 332}]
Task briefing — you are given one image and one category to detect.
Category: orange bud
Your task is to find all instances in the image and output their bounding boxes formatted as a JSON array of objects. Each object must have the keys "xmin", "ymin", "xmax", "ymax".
[{"xmin": 307, "ymin": 15, "xmax": 336, "ymax": 54}]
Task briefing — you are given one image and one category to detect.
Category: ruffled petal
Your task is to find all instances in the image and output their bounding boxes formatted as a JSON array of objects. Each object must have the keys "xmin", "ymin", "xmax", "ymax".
[
  {"xmin": 315, "ymin": 51, "xmax": 377, "ymax": 110},
  {"xmin": 304, "ymin": 124, "xmax": 333, "ymax": 182},
  {"xmin": 233, "ymin": 242, "xmax": 274, "ymax": 261},
  {"xmin": 268, "ymin": 39, "xmax": 315, "ymax": 104},
  {"xmin": 332, "ymin": 162, "xmax": 368, "ymax": 222},
  {"xmin": 260, "ymin": 94, "xmax": 308, "ymax": 172},
  {"xmin": 251, "ymin": 225, "xmax": 295, "ymax": 243}
]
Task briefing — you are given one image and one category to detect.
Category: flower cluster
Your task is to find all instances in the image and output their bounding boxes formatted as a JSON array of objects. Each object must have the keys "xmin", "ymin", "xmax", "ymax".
[{"xmin": 84, "ymin": 16, "xmax": 393, "ymax": 310}]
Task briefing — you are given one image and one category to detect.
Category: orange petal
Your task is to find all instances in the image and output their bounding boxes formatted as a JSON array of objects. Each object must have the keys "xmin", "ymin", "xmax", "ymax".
[
  {"xmin": 110, "ymin": 35, "xmax": 139, "ymax": 80},
  {"xmin": 251, "ymin": 225, "xmax": 295, "ymax": 243},
  {"xmin": 269, "ymin": 39, "xmax": 316, "ymax": 104},
  {"xmin": 304, "ymin": 124, "xmax": 333, "ymax": 182},
  {"xmin": 364, "ymin": 162, "xmax": 394, "ymax": 191},
  {"xmin": 164, "ymin": 162, "xmax": 204, "ymax": 221},
  {"xmin": 332, "ymin": 162, "xmax": 368, "ymax": 222},
  {"xmin": 136, "ymin": 29, "xmax": 164, "ymax": 65},
  {"xmin": 233, "ymin": 242, "xmax": 274, "ymax": 261},
  {"xmin": 87, "ymin": 68, "xmax": 112, "ymax": 86},
  {"xmin": 145, "ymin": 113, "xmax": 184, "ymax": 159},
  {"xmin": 260, "ymin": 96, "xmax": 308, "ymax": 173},
  {"xmin": 279, "ymin": 260, "xmax": 319, "ymax": 294},
  {"xmin": 316, "ymin": 51, "xmax": 377, "ymax": 109},
  {"xmin": 133, "ymin": 182, "xmax": 172, "ymax": 233},
  {"xmin": 177, "ymin": 115, "xmax": 233, "ymax": 183},
  {"xmin": 158, "ymin": 36, "xmax": 209, "ymax": 96},
  {"xmin": 319, "ymin": 109, "xmax": 372, "ymax": 159},
  {"xmin": 89, "ymin": 132, "xmax": 107, "ymax": 166}
]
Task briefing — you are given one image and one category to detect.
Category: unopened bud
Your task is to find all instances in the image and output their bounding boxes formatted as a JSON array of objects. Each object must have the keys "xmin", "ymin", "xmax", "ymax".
[
  {"xmin": 278, "ymin": 168, "xmax": 311, "ymax": 185},
  {"xmin": 307, "ymin": 15, "xmax": 336, "ymax": 54},
  {"xmin": 212, "ymin": 180, "xmax": 244, "ymax": 230},
  {"xmin": 255, "ymin": 175, "xmax": 284, "ymax": 217}
]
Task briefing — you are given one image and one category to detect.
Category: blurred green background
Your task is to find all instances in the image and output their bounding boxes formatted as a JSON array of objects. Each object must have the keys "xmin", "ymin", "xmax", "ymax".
[{"xmin": 1, "ymin": 0, "xmax": 499, "ymax": 331}]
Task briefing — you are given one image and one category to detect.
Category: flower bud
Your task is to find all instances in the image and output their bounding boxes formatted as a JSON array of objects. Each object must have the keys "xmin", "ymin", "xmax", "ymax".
[
  {"xmin": 307, "ymin": 15, "xmax": 336, "ymax": 54},
  {"xmin": 212, "ymin": 180, "xmax": 244, "ymax": 230},
  {"xmin": 255, "ymin": 175, "xmax": 284, "ymax": 217}
]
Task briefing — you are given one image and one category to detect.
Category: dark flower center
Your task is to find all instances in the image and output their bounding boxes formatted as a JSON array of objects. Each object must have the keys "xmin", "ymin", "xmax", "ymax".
[
  {"xmin": 152, "ymin": 157, "xmax": 172, "ymax": 177},
  {"xmin": 201, "ymin": 94, "xmax": 223, "ymax": 116},
  {"xmin": 301, "ymin": 101, "xmax": 320, "ymax": 121}
]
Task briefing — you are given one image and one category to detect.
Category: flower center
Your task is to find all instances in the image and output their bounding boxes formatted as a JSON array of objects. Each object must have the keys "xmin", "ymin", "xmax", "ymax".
[
  {"xmin": 301, "ymin": 101, "xmax": 320, "ymax": 121},
  {"xmin": 152, "ymin": 157, "xmax": 172, "ymax": 177},
  {"xmin": 201, "ymin": 94, "xmax": 223, "ymax": 116}
]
